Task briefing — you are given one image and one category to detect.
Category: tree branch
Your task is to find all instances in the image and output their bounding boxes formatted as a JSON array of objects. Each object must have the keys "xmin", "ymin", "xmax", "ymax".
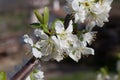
[{"xmin": 12, "ymin": 57, "xmax": 39, "ymax": 80}]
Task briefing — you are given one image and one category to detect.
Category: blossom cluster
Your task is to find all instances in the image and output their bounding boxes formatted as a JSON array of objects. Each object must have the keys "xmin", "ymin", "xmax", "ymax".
[
  {"xmin": 24, "ymin": 20, "xmax": 94, "ymax": 62},
  {"xmin": 24, "ymin": 0, "xmax": 113, "ymax": 80},
  {"xmin": 65, "ymin": 0, "xmax": 113, "ymax": 30}
]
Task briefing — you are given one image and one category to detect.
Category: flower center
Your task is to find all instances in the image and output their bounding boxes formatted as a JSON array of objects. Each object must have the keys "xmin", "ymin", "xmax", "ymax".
[
  {"xmin": 84, "ymin": 2, "xmax": 90, "ymax": 7},
  {"xmin": 59, "ymin": 31, "xmax": 67, "ymax": 40}
]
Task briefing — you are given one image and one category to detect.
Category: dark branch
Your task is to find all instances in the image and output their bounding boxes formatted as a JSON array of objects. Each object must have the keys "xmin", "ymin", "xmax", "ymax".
[
  {"xmin": 12, "ymin": 57, "xmax": 40, "ymax": 80},
  {"xmin": 64, "ymin": 14, "xmax": 74, "ymax": 29}
]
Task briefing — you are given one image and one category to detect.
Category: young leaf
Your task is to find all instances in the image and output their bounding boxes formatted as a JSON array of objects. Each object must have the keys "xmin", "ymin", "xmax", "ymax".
[
  {"xmin": 100, "ymin": 67, "xmax": 108, "ymax": 75},
  {"xmin": 34, "ymin": 10, "xmax": 43, "ymax": 24},
  {"xmin": 30, "ymin": 72, "xmax": 34, "ymax": 80},
  {"xmin": 0, "ymin": 71, "xmax": 6, "ymax": 80},
  {"xmin": 43, "ymin": 26, "xmax": 50, "ymax": 34},
  {"xmin": 43, "ymin": 7, "xmax": 49, "ymax": 24},
  {"xmin": 30, "ymin": 23, "xmax": 41, "ymax": 28}
]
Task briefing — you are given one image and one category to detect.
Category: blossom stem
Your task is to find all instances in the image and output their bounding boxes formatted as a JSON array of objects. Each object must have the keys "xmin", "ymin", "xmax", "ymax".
[
  {"xmin": 64, "ymin": 14, "xmax": 74, "ymax": 29},
  {"xmin": 12, "ymin": 57, "xmax": 39, "ymax": 80}
]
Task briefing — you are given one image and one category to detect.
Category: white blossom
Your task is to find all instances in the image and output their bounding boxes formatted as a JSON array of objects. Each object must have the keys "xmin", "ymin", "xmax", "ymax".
[
  {"xmin": 26, "ymin": 69, "xmax": 44, "ymax": 80},
  {"xmin": 65, "ymin": 0, "xmax": 113, "ymax": 28},
  {"xmin": 23, "ymin": 34, "xmax": 42, "ymax": 58},
  {"xmin": 34, "ymin": 70, "xmax": 44, "ymax": 80},
  {"xmin": 55, "ymin": 20, "xmax": 74, "ymax": 49},
  {"xmin": 72, "ymin": 0, "xmax": 85, "ymax": 23},
  {"xmin": 68, "ymin": 40, "xmax": 94, "ymax": 62},
  {"xmin": 82, "ymin": 32, "xmax": 96, "ymax": 45},
  {"xmin": 40, "ymin": 36, "xmax": 64, "ymax": 62}
]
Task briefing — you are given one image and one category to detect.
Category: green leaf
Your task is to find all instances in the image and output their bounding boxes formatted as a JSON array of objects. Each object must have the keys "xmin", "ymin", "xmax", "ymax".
[
  {"xmin": 43, "ymin": 26, "xmax": 50, "ymax": 34},
  {"xmin": 33, "ymin": 69, "xmax": 39, "ymax": 74},
  {"xmin": 30, "ymin": 23, "xmax": 41, "ymax": 28},
  {"xmin": 0, "ymin": 71, "xmax": 7, "ymax": 80},
  {"xmin": 30, "ymin": 23, "xmax": 40, "ymax": 26},
  {"xmin": 100, "ymin": 67, "xmax": 108, "ymax": 75},
  {"xmin": 34, "ymin": 10, "xmax": 43, "ymax": 24},
  {"xmin": 43, "ymin": 7, "xmax": 49, "ymax": 24},
  {"xmin": 30, "ymin": 72, "xmax": 35, "ymax": 80}
]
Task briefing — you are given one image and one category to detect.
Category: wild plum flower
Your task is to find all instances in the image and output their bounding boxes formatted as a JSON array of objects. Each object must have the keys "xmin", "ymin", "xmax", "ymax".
[
  {"xmin": 54, "ymin": 20, "xmax": 95, "ymax": 62},
  {"xmin": 82, "ymin": 32, "xmax": 96, "ymax": 46},
  {"xmin": 68, "ymin": 40, "xmax": 94, "ymax": 62},
  {"xmin": 26, "ymin": 69, "xmax": 44, "ymax": 80},
  {"xmin": 34, "ymin": 70, "xmax": 44, "ymax": 80},
  {"xmin": 23, "ymin": 34, "xmax": 42, "ymax": 58},
  {"xmin": 71, "ymin": 0, "xmax": 86, "ymax": 23},
  {"xmin": 34, "ymin": 30, "xmax": 64, "ymax": 61},
  {"xmin": 65, "ymin": 0, "xmax": 113, "ymax": 28},
  {"xmin": 55, "ymin": 20, "xmax": 74, "ymax": 49},
  {"xmin": 39, "ymin": 38, "xmax": 64, "ymax": 62}
]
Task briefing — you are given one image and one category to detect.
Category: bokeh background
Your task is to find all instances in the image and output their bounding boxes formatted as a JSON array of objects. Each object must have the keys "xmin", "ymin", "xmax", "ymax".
[{"xmin": 0, "ymin": 0, "xmax": 120, "ymax": 80}]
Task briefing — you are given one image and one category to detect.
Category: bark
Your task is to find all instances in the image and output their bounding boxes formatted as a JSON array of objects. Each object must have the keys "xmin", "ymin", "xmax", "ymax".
[{"xmin": 12, "ymin": 57, "xmax": 39, "ymax": 80}]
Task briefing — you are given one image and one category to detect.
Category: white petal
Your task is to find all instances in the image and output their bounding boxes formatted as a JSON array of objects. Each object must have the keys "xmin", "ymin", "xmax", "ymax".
[
  {"xmin": 25, "ymin": 76, "xmax": 31, "ymax": 80},
  {"xmin": 69, "ymin": 51, "xmax": 81, "ymax": 62},
  {"xmin": 83, "ymin": 32, "xmax": 93, "ymax": 44},
  {"xmin": 34, "ymin": 29, "xmax": 48, "ymax": 40},
  {"xmin": 32, "ymin": 48, "xmax": 42, "ymax": 58},
  {"xmin": 35, "ymin": 42, "xmax": 41, "ymax": 49},
  {"xmin": 55, "ymin": 21, "xmax": 64, "ymax": 34},
  {"xmin": 53, "ymin": 50, "xmax": 64, "ymax": 62},
  {"xmin": 51, "ymin": 36, "xmax": 60, "ymax": 48},
  {"xmin": 66, "ymin": 20, "xmax": 73, "ymax": 33},
  {"xmin": 72, "ymin": 0, "xmax": 79, "ymax": 11},
  {"xmin": 82, "ymin": 47, "xmax": 94, "ymax": 55},
  {"xmin": 34, "ymin": 71, "xmax": 44, "ymax": 79},
  {"xmin": 23, "ymin": 34, "xmax": 33, "ymax": 46},
  {"xmin": 74, "ymin": 13, "xmax": 79, "ymax": 23}
]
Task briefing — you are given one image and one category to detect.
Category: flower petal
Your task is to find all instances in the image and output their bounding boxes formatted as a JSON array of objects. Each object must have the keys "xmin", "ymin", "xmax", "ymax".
[
  {"xmin": 82, "ymin": 47, "xmax": 94, "ymax": 55},
  {"xmin": 72, "ymin": 0, "xmax": 79, "ymax": 11},
  {"xmin": 32, "ymin": 48, "xmax": 42, "ymax": 58},
  {"xmin": 34, "ymin": 29, "xmax": 48, "ymax": 40},
  {"xmin": 55, "ymin": 21, "xmax": 64, "ymax": 34},
  {"xmin": 23, "ymin": 34, "xmax": 33, "ymax": 46},
  {"xmin": 69, "ymin": 51, "xmax": 81, "ymax": 62},
  {"xmin": 66, "ymin": 20, "xmax": 73, "ymax": 33}
]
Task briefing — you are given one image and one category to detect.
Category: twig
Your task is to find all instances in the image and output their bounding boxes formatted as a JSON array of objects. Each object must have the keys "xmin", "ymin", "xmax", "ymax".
[{"xmin": 12, "ymin": 57, "xmax": 39, "ymax": 80}]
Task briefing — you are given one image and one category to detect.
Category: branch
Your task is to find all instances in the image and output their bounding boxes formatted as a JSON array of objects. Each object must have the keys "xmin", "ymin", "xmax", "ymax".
[{"xmin": 12, "ymin": 57, "xmax": 40, "ymax": 80}]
